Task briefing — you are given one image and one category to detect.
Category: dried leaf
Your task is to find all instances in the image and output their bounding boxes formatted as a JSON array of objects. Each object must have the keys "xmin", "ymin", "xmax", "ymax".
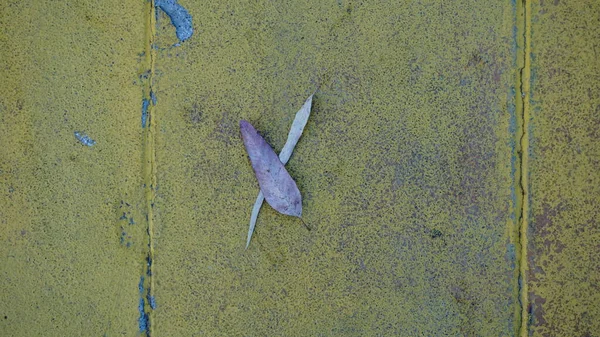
[
  {"xmin": 240, "ymin": 120, "xmax": 302, "ymax": 217},
  {"xmin": 279, "ymin": 94, "xmax": 313, "ymax": 164},
  {"xmin": 244, "ymin": 95, "xmax": 313, "ymax": 248}
]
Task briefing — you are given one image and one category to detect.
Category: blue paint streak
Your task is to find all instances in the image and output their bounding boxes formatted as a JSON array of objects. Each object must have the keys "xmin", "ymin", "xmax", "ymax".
[
  {"xmin": 146, "ymin": 256, "xmax": 153, "ymax": 276},
  {"xmin": 156, "ymin": 0, "xmax": 194, "ymax": 42},
  {"xmin": 141, "ymin": 98, "xmax": 150, "ymax": 128},
  {"xmin": 138, "ymin": 298, "xmax": 148, "ymax": 332},
  {"xmin": 150, "ymin": 91, "xmax": 157, "ymax": 105},
  {"xmin": 74, "ymin": 131, "xmax": 96, "ymax": 146},
  {"xmin": 148, "ymin": 295, "xmax": 157, "ymax": 310},
  {"xmin": 138, "ymin": 276, "xmax": 145, "ymax": 294}
]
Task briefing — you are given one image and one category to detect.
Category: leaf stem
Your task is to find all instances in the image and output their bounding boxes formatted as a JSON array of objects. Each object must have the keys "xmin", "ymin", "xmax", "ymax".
[{"xmin": 299, "ymin": 217, "xmax": 311, "ymax": 231}]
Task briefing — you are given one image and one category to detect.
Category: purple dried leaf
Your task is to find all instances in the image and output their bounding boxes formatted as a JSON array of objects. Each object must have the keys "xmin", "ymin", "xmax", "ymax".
[
  {"xmin": 240, "ymin": 120, "xmax": 302, "ymax": 218},
  {"xmin": 245, "ymin": 95, "xmax": 313, "ymax": 249}
]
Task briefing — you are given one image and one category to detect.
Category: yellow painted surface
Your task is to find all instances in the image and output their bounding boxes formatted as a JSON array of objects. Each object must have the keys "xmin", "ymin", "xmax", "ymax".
[
  {"xmin": 1, "ymin": 0, "xmax": 597, "ymax": 336},
  {"xmin": 152, "ymin": 1, "xmax": 520, "ymax": 335},
  {"xmin": 0, "ymin": 1, "xmax": 148, "ymax": 336},
  {"xmin": 526, "ymin": 0, "xmax": 600, "ymax": 336}
]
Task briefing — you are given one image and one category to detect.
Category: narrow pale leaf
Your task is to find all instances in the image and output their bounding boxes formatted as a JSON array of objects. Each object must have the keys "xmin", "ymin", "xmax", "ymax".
[
  {"xmin": 245, "ymin": 95, "xmax": 313, "ymax": 248},
  {"xmin": 240, "ymin": 120, "xmax": 302, "ymax": 218},
  {"xmin": 279, "ymin": 94, "xmax": 313, "ymax": 164}
]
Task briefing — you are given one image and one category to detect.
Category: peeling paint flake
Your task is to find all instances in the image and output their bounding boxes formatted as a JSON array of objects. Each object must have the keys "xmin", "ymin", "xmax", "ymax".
[
  {"xmin": 141, "ymin": 98, "xmax": 150, "ymax": 128},
  {"xmin": 156, "ymin": 0, "xmax": 194, "ymax": 42},
  {"xmin": 74, "ymin": 131, "xmax": 96, "ymax": 147},
  {"xmin": 138, "ymin": 276, "xmax": 145, "ymax": 294},
  {"xmin": 150, "ymin": 91, "xmax": 157, "ymax": 105},
  {"xmin": 138, "ymin": 298, "xmax": 148, "ymax": 332},
  {"xmin": 147, "ymin": 294, "xmax": 157, "ymax": 310}
]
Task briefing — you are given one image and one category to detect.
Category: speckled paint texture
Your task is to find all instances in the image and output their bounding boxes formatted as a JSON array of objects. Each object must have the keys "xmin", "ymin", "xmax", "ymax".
[
  {"xmin": 1, "ymin": 0, "xmax": 597, "ymax": 336},
  {"xmin": 526, "ymin": 0, "xmax": 600, "ymax": 336},
  {"xmin": 152, "ymin": 1, "xmax": 520, "ymax": 335},
  {"xmin": 0, "ymin": 1, "xmax": 148, "ymax": 336}
]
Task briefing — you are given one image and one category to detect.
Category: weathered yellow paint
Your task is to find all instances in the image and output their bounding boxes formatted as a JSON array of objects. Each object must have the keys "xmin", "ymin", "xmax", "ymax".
[
  {"xmin": 526, "ymin": 0, "xmax": 600, "ymax": 336},
  {"xmin": 2, "ymin": 0, "xmax": 597, "ymax": 336},
  {"xmin": 516, "ymin": 0, "xmax": 532, "ymax": 334},
  {"xmin": 151, "ymin": 1, "xmax": 520, "ymax": 335},
  {"xmin": 141, "ymin": 2, "xmax": 159, "ymax": 335},
  {"xmin": 0, "ymin": 1, "xmax": 148, "ymax": 336}
]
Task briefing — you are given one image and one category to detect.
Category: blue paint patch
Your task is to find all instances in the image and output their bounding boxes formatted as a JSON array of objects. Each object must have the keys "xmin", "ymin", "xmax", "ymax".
[
  {"xmin": 119, "ymin": 228, "xmax": 133, "ymax": 247},
  {"xmin": 138, "ymin": 276, "xmax": 145, "ymax": 294},
  {"xmin": 141, "ymin": 98, "xmax": 150, "ymax": 128},
  {"xmin": 156, "ymin": 0, "xmax": 194, "ymax": 42},
  {"xmin": 146, "ymin": 255, "xmax": 153, "ymax": 276},
  {"xmin": 150, "ymin": 91, "xmax": 157, "ymax": 105},
  {"xmin": 74, "ymin": 131, "xmax": 96, "ymax": 146},
  {"xmin": 138, "ymin": 298, "xmax": 149, "ymax": 332},
  {"xmin": 147, "ymin": 294, "xmax": 157, "ymax": 310}
]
